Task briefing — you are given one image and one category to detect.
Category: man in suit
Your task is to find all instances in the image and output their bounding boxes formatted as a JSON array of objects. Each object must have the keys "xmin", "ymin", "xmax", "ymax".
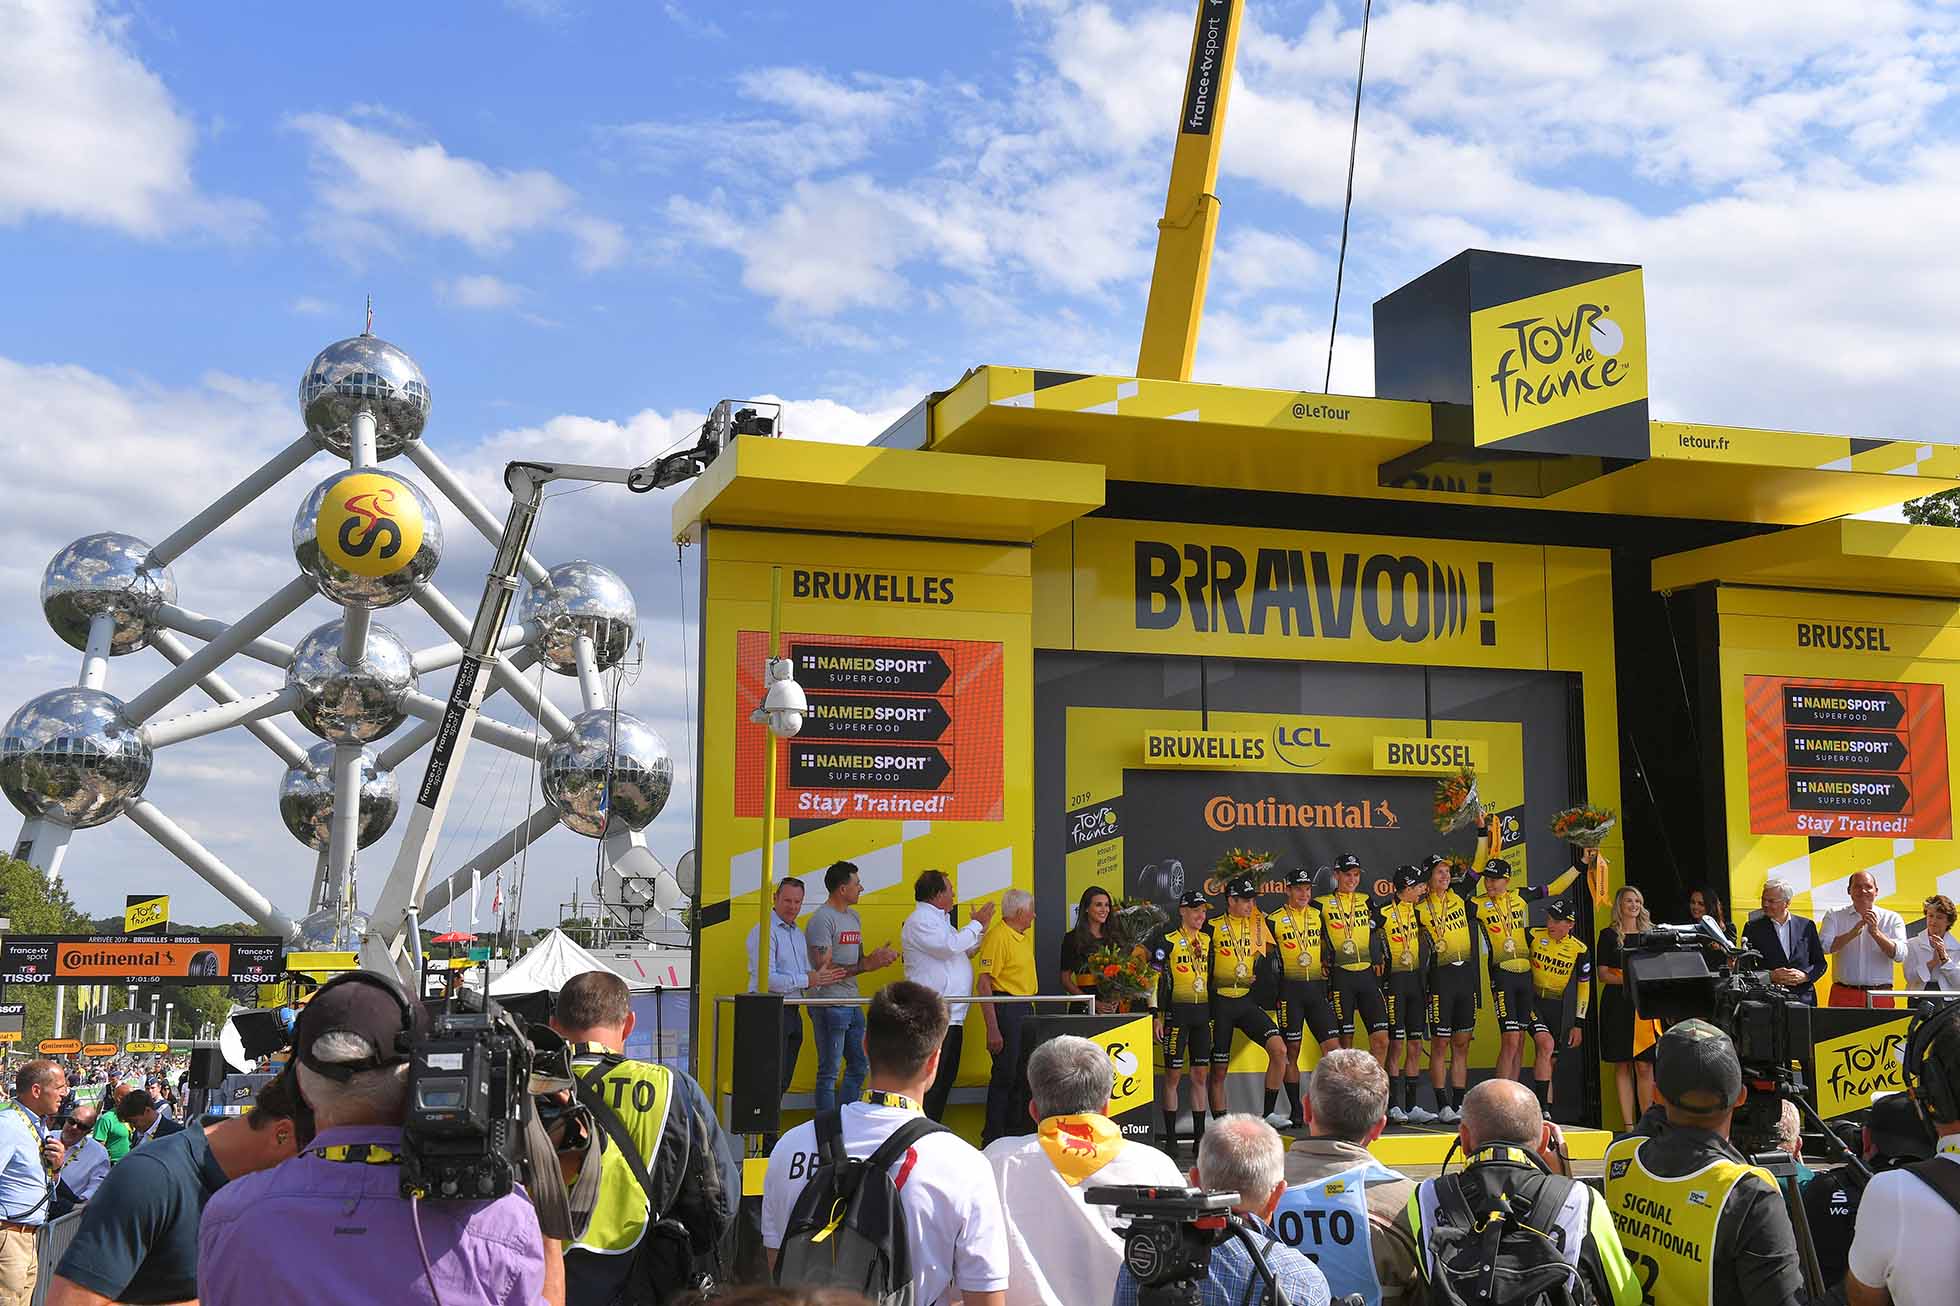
[{"xmin": 1744, "ymin": 877, "xmax": 1827, "ymax": 1004}]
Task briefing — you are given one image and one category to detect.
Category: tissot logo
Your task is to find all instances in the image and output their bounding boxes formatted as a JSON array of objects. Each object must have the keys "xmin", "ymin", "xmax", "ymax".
[{"xmin": 1135, "ymin": 540, "xmax": 1497, "ymax": 647}]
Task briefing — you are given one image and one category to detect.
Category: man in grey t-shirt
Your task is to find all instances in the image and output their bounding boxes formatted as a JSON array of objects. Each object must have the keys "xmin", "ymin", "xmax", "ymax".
[{"xmin": 805, "ymin": 861, "xmax": 898, "ymax": 1109}]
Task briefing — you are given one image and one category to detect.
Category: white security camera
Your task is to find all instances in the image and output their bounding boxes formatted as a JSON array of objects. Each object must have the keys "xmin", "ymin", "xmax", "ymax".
[{"xmin": 751, "ymin": 656, "xmax": 807, "ymax": 738}]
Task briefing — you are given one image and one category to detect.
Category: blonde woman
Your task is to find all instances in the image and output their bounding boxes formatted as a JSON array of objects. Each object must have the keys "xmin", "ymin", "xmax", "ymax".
[{"xmin": 1596, "ymin": 886, "xmax": 1658, "ymax": 1125}]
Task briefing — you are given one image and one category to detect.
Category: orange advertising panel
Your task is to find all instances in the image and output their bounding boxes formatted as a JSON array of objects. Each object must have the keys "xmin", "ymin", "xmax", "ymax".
[
  {"xmin": 1745, "ymin": 674, "xmax": 1950, "ymax": 838},
  {"xmin": 38, "ymin": 1039, "xmax": 79, "ymax": 1055},
  {"xmin": 733, "ymin": 630, "xmax": 1004, "ymax": 821},
  {"xmin": 57, "ymin": 941, "xmax": 230, "ymax": 979},
  {"xmin": 82, "ymin": 1044, "xmax": 118, "ymax": 1057}
]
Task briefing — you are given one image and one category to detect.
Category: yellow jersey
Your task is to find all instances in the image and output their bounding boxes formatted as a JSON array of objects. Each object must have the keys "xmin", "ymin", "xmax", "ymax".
[
  {"xmin": 975, "ymin": 920, "xmax": 1038, "ymax": 997},
  {"xmin": 1266, "ymin": 906, "xmax": 1326, "ymax": 982},
  {"xmin": 1417, "ymin": 888, "xmax": 1476, "ymax": 965},
  {"xmin": 1474, "ymin": 867, "xmax": 1581, "ymax": 973},
  {"xmin": 1378, "ymin": 901, "xmax": 1428, "ymax": 974},
  {"xmin": 1320, "ymin": 892, "xmax": 1377, "ymax": 972},
  {"xmin": 1151, "ymin": 927, "xmax": 1211, "ymax": 1005},
  {"xmin": 1528, "ymin": 928, "xmax": 1592, "ymax": 1016},
  {"xmin": 1209, "ymin": 913, "xmax": 1272, "ymax": 997}
]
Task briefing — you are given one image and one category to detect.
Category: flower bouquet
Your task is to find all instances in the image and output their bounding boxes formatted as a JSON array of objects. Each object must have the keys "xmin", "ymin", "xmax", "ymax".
[
  {"xmin": 1084, "ymin": 942, "xmax": 1160, "ymax": 1004},
  {"xmin": 1433, "ymin": 767, "xmax": 1486, "ymax": 834},
  {"xmin": 1550, "ymin": 804, "xmax": 1617, "ymax": 907},
  {"xmin": 1213, "ymin": 847, "xmax": 1276, "ymax": 881}
]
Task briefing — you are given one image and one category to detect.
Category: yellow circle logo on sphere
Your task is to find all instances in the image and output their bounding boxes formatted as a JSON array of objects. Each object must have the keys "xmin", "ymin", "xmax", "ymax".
[{"xmin": 316, "ymin": 473, "xmax": 424, "ymax": 577}]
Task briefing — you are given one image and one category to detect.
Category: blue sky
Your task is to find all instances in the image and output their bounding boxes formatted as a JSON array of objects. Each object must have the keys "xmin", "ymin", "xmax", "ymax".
[{"xmin": 4, "ymin": 0, "xmax": 1959, "ymax": 928}]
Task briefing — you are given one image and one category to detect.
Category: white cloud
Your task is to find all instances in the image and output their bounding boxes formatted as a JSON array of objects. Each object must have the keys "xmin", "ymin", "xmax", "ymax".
[
  {"xmin": 440, "ymin": 274, "xmax": 524, "ymax": 310},
  {"xmin": 610, "ymin": 68, "xmax": 925, "ymax": 179},
  {"xmin": 289, "ymin": 296, "xmax": 333, "ymax": 316},
  {"xmin": 290, "ymin": 113, "xmax": 625, "ymax": 267},
  {"xmin": 0, "ymin": 0, "xmax": 258, "ymax": 237}
]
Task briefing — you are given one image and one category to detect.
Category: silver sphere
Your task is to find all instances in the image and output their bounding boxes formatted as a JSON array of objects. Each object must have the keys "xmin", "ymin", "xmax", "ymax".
[
  {"xmin": 297, "ymin": 907, "xmax": 372, "ymax": 951},
  {"xmin": 300, "ymin": 335, "xmax": 430, "ymax": 458},
  {"xmin": 292, "ymin": 469, "xmax": 442, "ymax": 607},
  {"xmin": 541, "ymin": 708, "xmax": 673, "ymax": 838},
  {"xmin": 277, "ymin": 742, "xmax": 400, "ymax": 851},
  {"xmin": 519, "ymin": 561, "xmax": 637, "ymax": 675},
  {"xmin": 0, "ymin": 688, "xmax": 152, "ymax": 829},
  {"xmin": 286, "ymin": 620, "xmax": 417, "ymax": 744},
  {"xmin": 41, "ymin": 533, "xmax": 176, "ymax": 654}
]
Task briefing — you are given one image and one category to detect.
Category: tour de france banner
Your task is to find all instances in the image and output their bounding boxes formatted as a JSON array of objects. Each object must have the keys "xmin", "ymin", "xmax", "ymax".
[
  {"xmin": 0, "ymin": 934, "xmax": 284, "ymax": 986},
  {"xmin": 1807, "ymin": 1009, "xmax": 1914, "ymax": 1119},
  {"xmin": 696, "ymin": 526, "xmax": 1033, "ymax": 1101},
  {"xmin": 1719, "ymin": 585, "xmax": 1960, "ymax": 967}
]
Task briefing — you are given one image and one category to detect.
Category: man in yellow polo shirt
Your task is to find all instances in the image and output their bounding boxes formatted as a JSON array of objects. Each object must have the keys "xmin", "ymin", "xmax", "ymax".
[{"xmin": 977, "ymin": 888, "xmax": 1039, "ymax": 1146}]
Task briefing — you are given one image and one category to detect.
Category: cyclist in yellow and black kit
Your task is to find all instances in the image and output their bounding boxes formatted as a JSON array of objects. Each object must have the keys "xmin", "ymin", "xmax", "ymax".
[
  {"xmin": 1474, "ymin": 849, "xmax": 1581, "ymax": 1086},
  {"xmin": 1527, "ymin": 898, "xmax": 1591, "ymax": 1116},
  {"xmin": 1417, "ymin": 832, "xmax": 1499, "ymax": 1123},
  {"xmin": 1380, "ymin": 864, "xmax": 1436, "ymax": 1124},
  {"xmin": 1321, "ymin": 853, "xmax": 1390, "ymax": 1067},
  {"xmin": 1148, "ymin": 891, "xmax": 1214, "ymax": 1152},
  {"xmin": 1265, "ymin": 865, "xmax": 1340, "ymax": 1130},
  {"xmin": 1208, "ymin": 876, "xmax": 1293, "ymax": 1129}
]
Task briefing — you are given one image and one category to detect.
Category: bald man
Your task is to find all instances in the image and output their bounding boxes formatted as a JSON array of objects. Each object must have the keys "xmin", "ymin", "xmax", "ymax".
[{"xmin": 1820, "ymin": 872, "xmax": 1907, "ymax": 1007}]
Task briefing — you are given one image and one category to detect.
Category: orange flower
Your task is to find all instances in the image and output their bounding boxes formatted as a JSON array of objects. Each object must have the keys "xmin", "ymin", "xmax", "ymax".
[{"xmin": 1102, "ymin": 964, "xmax": 1120, "ymax": 977}]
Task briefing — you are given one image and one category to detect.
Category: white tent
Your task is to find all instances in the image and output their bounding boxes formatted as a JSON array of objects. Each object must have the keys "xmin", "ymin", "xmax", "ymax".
[{"xmin": 489, "ymin": 928, "xmax": 633, "ymax": 997}]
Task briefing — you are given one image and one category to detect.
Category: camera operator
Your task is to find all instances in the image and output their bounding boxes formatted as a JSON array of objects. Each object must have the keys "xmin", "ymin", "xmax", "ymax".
[
  {"xmin": 1602, "ymin": 1020, "xmax": 1804, "ymax": 1306},
  {"xmin": 548, "ymin": 969, "xmax": 737, "ymax": 1306},
  {"xmin": 1802, "ymin": 1093, "xmax": 1933, "ymax": 1302},
  {"xmin": 1114, "ymin": 1115, "xmax": 1331, "ymax": 1306},
  {"xmin": 1845, "ymin": 1001, "xmax": 1960, "ymax": 1306},
  {"xmin": 0, "ymin": 1059, "xmax": 70, "ymax": 1306},
  {"xmin": 197, "ymin": 971, "xmax": 557, "ymax": 1305}
]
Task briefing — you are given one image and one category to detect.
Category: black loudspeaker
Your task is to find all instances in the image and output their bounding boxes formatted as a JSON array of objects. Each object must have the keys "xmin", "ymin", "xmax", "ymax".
[
  {"xmin": 189, "ymin": 1047, "xmax": 228, "ymax": 1090},
  {"xmin": 230, "ymin": 1009, "xmax": 290, "ymax": 1059},
  {"xmin": 729, "ymin": 993, "xmax": 786, "ymax": 1135}
]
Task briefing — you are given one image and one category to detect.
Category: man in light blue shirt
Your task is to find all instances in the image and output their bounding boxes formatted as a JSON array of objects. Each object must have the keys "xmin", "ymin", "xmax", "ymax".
[
  {"xmin": 747, "ymin": 877, "xmax": 845, "ymax": 1103},
  {"xmin": 0, "ymin": 1058, "xmax": 71, "ymax": 1305}
]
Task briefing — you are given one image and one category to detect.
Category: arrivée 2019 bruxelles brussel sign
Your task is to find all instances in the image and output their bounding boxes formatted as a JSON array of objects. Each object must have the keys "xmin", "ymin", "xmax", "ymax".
[{"xmin": 0, "ymin": 934, "xmax": 284, "ymax": 986}]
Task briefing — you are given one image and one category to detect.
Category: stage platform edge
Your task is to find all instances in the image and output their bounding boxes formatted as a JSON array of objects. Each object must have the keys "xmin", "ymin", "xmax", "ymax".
[{"xmin": 1365, "ymin": 1123, "xmax": 1612, "ymax": 1167}]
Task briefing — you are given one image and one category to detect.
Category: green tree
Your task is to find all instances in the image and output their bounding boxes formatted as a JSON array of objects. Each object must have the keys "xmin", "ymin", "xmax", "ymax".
[
  {"xmin": 1904, "ymin": 490, "xmax": 1960, "ymax": 526},
  {"xmin": 0, "ymin": 855, "xmax": 91, "ymax": 1050}
]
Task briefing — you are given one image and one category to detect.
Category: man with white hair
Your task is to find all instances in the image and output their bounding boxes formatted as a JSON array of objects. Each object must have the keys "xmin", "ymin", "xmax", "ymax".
[
  {"xmin": 903, "ymin": 868, "xmax": 997, "ymax": 1121},
  {"xmin": 982, "ymin": 1036, "xmax": 1183, "ymax": 1305},
  {"xmin": 197, "ymin": 972, "xmax": 555, "ymax": 1305},
  {"xmin": 1115, "ymin": 1115, "xmax": 1331, "ymax": 1306},
  {"xmin": 1743, "ymin": 878, "xmax": 1825, "ymax": 1005},
  {"xmin": 976, "ymin": 888, "xmax": 1039, "ymax": 1144},
  {"xmin": 1280, "ymin": 1048, "xmax": 1418, "ymax": 1300}
]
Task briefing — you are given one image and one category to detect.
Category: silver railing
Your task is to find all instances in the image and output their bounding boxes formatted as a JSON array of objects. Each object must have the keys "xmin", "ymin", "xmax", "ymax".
[
  {"xmin": 1862, "ymin": 988, "xmax": 1960, "ymax": 1007},
  {"xmin": 708, "ymin": 992, "xmax": 1097, "ymax": 1131}
]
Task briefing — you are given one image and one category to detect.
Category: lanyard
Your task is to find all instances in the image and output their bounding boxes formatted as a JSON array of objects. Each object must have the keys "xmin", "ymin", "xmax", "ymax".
[
  {"xmin": 310, "ymin": 1141, "xmax": 401, "ymax": 1166},
  {"xmin": 863, "ymin": 1091, "xmax": 922, "ymax": 1113}
]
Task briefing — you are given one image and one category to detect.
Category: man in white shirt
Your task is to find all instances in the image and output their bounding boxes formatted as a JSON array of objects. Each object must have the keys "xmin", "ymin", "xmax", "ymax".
[
  {"xmin": 745, "ymin": 877, "xmax": 846, "ymax": 1109},
  {"xmin": 1846, "ymin": 1003, "xmax": 1960, "ymax": 1306},
  {"xmin": 1820, "ymin": 871, "xmax": 1908, "ymax": 1007},
  {"xmin": 983, "ymin": 1036, "xmax": 1182, "ymax": 1306},
  {"xmin": 51, "ymin": 1109, "xmax": 108, "ymax": 1214},
  {"xmin": 1905, "ymin": 895, "xmax": 1960, "ymax": 993},
  {"xmin": 902, "ymin": 869, "xmax": 996, "ymax": 1121},
  {"xmin": 762, "ymin": 981, "xmax": 1009, "ymax": 1306}
]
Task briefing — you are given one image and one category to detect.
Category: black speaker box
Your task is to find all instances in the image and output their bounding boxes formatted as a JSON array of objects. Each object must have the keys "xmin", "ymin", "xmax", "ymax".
[
  {"xmin": 189, "ymin": 1046, "xmax": 228, "ymax": 1090},
  {"xmin": 229, "ymin": 1009, "xmax": 290, "ymax": 1059},
  {"xmin": 729, "ymin": 993, "xmax": 786, "ymax": 1135}
]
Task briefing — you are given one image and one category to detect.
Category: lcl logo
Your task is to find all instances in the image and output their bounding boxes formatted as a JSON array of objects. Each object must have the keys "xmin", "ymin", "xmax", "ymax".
[{"xmin": 1272, "ymin": 724, "xmax": 1330, "ymax": 770}]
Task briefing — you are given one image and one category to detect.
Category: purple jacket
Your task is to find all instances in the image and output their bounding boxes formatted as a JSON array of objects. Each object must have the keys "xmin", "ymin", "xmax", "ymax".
[{"xmin": 197, "ymin": 1125, "xmax": 546, "ymax": 1306}]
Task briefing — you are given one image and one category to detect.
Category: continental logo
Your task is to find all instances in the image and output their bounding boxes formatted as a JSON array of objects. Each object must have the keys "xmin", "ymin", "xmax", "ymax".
[
  {"xmin": 790, "ymin": 569, "xmax": 954, "ymax": 606},
  {"xmin": 1135, "ymin": 540, "xmax": 1496, "ymax": 646},
  {"xmin": 1205, "ymin": 795, "xmax": 1399, "ymax": 832},
  {"xmin": 1796, "ymin": 622, "xmax": 1892, "ymax": 652}
]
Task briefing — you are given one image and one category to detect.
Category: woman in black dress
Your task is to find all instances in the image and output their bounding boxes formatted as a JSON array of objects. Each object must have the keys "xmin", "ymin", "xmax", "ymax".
[
  {"xmin": 1598, "ymin": 884, "xmax": 1657, "ymax": 1127},
  {"xmin": 1059, "ymin": 885, "xmax": 1119, "ymax": 1012},
  {"xmin": 1687, "ymin": 886, "xmax": 1735, "ymax": 941}
]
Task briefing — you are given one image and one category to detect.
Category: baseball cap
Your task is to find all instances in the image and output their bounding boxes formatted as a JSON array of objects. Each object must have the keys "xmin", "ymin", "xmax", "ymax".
[
  {"xmin": 294, "ymin": 971, "xmax": 428, "ymax": 1082},
  {"xmin": 1394, "ymin": 864, "xmax": 1426, "ymax": 891},
  {"xmin": 1545, "ymin": 898, "xmax": 1577, "ymax": 921},
  {"xmin": 1480, "ymin": 856, "xmax": 1514, "ymax": 879},
  {"xmin": 1178, "ymin": 890, "xmax": 1211, "ymax": 910},
  {"xmin": 1422, "ymin": 852, "xmax": 1449, "ymax": 871},
  {"xmin": 1286, "ymin": 866, "xmax": 1315, "ymax": 887},
  {"xmin": 1227, "ymin": 876, "xmax": 1260, "ymax": 898},
  {"xmin": 1654, "ymin": 1018, "xmax": 1744, "ymax": 1113},
  {"xmin": 1334, "ymin": 853, "xmax": 1362, "ymax": 871},
  {"xmin": 1866, "ymin": 1091, "xmax": 1936, "ymax": 1164}
]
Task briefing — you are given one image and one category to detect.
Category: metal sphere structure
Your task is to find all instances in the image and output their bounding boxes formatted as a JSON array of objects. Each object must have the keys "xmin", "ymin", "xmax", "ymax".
[
  {"xmin": 520, "ymin": 561, "xmax": 637, "ymax": 674},
  {"xmin": 297, "ymin": 906, "xmax": 373, "ymax": 951},
  {"xmin": 41, "ymin": 533, "xmax": 176, "ymax": 654},
  {"xmin": 292, "ymin": 469, "xmax": 443, "ymax": 607},
  {"xmin": 0, "ymin": 687, "xmax": 153, "ymax": 829},
  {"xmin": 286, "ymin": 620, "xmax": 418, "ymax": 744},
  {"xmin": 540, "ymin": 709, "xmax": 673, "ymax": 838},
  {"xmin": 300, "ymin": 335, "xmax": 431, "ymax": 458},
  {"xmin": 278, "ymin": 742, "xmax": 399, "ymax": 851}
]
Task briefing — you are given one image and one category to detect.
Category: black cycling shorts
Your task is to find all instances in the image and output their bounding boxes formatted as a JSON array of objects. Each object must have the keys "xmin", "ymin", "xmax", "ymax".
[
  {"xmin": 1209, "ymin": 993, "xmax": 1281, "ymax": 1064},
  {"xmin": 1275, "ymin": 978, "xmax": 1340, "ymax": 1046},
  {"xmin": 1329, "ymin": 968, "xmax": 1389, "ymax": 1037},
  {"xmin": 1386, "ymin": 972, "xmax": 1431, "ymax": 1042},
  {"xmin": 1161, "ymin": 1002, "xmax": 1213, "ymax": 1070},
  {"xmin": 1492, "ymin": 969, "xmax": 1535, "ymax": 1034},
  {"xmin": 1529, "ymin": 993, "xmax": 1572, "ymax": 1044},
  {"xmin": 1427, "ymin": 962, "xmax": 1478, "ymax": 1037}
]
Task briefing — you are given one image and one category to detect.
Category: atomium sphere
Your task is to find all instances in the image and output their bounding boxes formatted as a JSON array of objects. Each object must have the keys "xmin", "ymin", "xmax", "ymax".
[
  {"xmin": 277, "ymin": 741, "xmax": 400, "ymax": 851},
  {"xmin": 540, "ymin": 708, "xmax": 673, "ymax": 838},
  {"xmin": 41, "ymin": 533, "xmax": 176, "ymax": 654},
  {"xmin": 299, "ymin": 335, "xmax": 430, "ymax": 458},
  {"xmin": 297, "ymin": 907, "xmax": 372, "ymax": 951},
  {"xmin": 291, "ymin": 469, "xmax": 442, "ymax": 607},
  {"xmin": 519, "ymin": 561, "xmax": 637, "ymax": 675},
  {"xmin": 285, "ymin": 620, "xmax": 418, "ymax": 744},
  {"xmin": 0, "ymin": 687, "xmax": 152, "ymax": 829}
]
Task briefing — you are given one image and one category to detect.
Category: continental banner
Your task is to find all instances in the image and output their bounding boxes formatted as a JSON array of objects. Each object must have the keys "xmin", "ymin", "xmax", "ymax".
[
  {"xmin": 1071, "ymin": 518, "xmax": 1551, "ymax": 669},
  {"xmin": 0, "ymin": 934, "xmax": 284, "ymax": 986}
]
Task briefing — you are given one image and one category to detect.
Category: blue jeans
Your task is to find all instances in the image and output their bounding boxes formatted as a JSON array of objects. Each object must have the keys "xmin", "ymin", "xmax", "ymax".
[{"xmin": 810, "ymin": 1004, "xmax": 867, "ymax": 1110}]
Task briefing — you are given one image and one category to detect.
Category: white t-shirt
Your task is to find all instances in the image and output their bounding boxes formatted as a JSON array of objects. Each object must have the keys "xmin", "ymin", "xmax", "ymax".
[
  {"xmin": 982, "ymin": 1130, "xmax": 1185, "ymax": 1306},
  {"xmin": 1847, "ymin": 1133, "xmax": 1960, "ymax": 1306},
  {"xmin": 60, "ymin": 1136, "xmax": 111, "ymax": 1201},
  {"xmin": 762, "ymin": 1100, "xmax": 1009, "ymax": 1306}
]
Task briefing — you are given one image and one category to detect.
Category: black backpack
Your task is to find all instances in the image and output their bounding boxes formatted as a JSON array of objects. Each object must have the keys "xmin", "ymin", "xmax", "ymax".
[
  {"xmin": 1421, "ymin": 1168, "xmax": 1596, "ymax": 1306},
  {"xmin": 774, "ymin": 1109, "xmax": 947, "ymax": 1306}
]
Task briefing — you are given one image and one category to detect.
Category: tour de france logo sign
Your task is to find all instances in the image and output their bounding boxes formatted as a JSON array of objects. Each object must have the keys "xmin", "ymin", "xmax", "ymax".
[{"xmin": 1469, "ymin": 268, "xmax": 1648, "ymax": 447}]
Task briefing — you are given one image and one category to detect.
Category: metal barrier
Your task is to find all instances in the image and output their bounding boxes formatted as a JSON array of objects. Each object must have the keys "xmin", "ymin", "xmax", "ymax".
[
  {"xmin": 709, "ymin": 992, "xmax": 1095, "ymax": 1130},
  {"xmin": 1863, "ymin": 988, "xmax": 1960, "ymax": 1007}
]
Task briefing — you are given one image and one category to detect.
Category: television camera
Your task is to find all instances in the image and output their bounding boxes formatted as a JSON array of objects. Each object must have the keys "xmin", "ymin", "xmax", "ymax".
[{"xmin": 1084, "ymin": 1184, "xmax": 1363, "ymax": 1306}]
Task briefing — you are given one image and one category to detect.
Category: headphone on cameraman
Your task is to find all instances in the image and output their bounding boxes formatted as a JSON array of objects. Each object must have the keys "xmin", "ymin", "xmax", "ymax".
[
  {"xmin": 291, "ymin": 970, "xmax": 422, "ymax": 1083},
  {"xmin": 1899, "ymin": 998, "xmax": 1960, "ymax": 1129}
]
